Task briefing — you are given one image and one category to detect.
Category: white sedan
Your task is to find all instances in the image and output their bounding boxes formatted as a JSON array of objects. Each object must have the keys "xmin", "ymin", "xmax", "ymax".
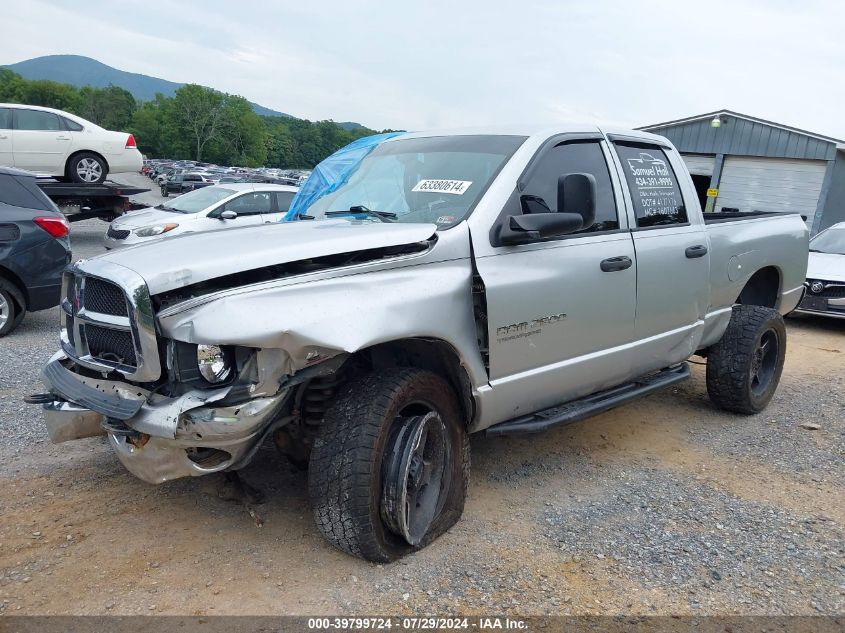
[
  {"xmin": 0, "ymin": 103, "xmax": 142, "ymax": 183},
  {"xmin": 793, "ymin": 222, "xmax": 845, "ymax": 319},
  {"xmin": 103, "ymin": 183, "xmax": 298, "ymax": 249}
]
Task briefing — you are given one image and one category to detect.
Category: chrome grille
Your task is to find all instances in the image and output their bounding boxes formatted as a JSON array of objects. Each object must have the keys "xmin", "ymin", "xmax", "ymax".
[
  {"xmin": 60, "ymin": 262, "xmax": 162, "ymax": 383},
  {"xmin": 807, "ymin": 281, "xmax": 845, "ymax": 299},
  {"xmin": 107, "ymin": 226, "xmax": 130, "ymax": 240},
  {"xmin": 83, "ymin": 277, "xmax": 129, "ymax": 316},
  {"xmin": 84, "ymin": 325, "xmax": 137, "ymax": 366}
]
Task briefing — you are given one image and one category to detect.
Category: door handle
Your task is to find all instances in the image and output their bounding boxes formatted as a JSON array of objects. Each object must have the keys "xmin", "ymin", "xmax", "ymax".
[
  {"xmin": 0, "ymin": 134, "xmax": 8, "ymax": 139},
  {"xmin": 685, "ymin": 244, "xmax": 708, "ymax": 259},
  {"xmin": 56, "ymin": 135, "xmax": 71, "ymax": 140},
  {"xmin": 600, "ymin": 256, "xmax": 633, "ymax": 272}
]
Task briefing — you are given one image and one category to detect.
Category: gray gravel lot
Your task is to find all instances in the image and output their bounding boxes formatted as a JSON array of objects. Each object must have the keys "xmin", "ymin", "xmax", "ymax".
[{"xmin": 0, "ymin": 175, "xmax": 842, "ymax": 616}]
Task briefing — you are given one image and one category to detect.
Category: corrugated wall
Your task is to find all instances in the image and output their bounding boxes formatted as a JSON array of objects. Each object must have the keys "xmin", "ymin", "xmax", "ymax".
[
  {"xmin": 818, "ymin": 151, "xmax": 845, "ymax": 232},
  {"xmin": 646, "ymin": 118, "xmax": 837, "ymax": 160}
]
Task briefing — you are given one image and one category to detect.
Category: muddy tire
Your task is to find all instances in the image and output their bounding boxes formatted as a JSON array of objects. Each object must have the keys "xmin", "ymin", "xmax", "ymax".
[
  {"xmin": 706, "ymin": 305, "xmax": 786, "ymax": 414},
  {"xmin": 308, "ymin": 368, "xmax": 469, "ymax": 562}
]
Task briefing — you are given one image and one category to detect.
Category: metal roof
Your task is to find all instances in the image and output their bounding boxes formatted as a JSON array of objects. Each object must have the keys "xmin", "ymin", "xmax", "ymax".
[{"xmin": 638, "ymin": 110, "xmax": 843, "ymax": 160}]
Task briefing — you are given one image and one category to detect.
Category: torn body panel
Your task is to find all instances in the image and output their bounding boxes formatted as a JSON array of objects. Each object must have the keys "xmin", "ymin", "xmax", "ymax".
[
  {"xmin": 157, "ymin": 224, "xmax": 488, "ymax": 389},
  {"xmin": 39, "ymin": 223, "xmax": 487, "ymax": 485}
]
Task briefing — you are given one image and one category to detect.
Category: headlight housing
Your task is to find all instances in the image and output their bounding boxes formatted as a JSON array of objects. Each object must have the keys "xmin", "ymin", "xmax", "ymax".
[
  {"xmin": 197, "ymin": 344, "xmax": 234, "ymax": 384},
  {"xmin": 135, "ymin": 223, "xmax": 179, "ymax": 237}
]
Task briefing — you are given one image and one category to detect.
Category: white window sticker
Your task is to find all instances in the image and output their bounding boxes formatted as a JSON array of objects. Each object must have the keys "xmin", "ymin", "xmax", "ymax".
[{"xmin": 412, "ymin": 179, "xmax": 472, "ymax": 195}]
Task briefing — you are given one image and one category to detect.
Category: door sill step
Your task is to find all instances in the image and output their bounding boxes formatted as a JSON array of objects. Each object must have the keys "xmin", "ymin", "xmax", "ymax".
[{"xmin": 484, "ymin": 363, "xmax": 690, "ymax": 436}]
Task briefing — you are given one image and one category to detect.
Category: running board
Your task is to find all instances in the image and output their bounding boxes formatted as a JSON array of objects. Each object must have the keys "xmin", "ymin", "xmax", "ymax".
[{"xmin": 484, "ymin": 363, "xmax": 690, "ymax": 436}]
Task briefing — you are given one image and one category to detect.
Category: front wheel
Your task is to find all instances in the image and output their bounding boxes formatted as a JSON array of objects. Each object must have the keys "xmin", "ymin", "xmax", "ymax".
[
  {"xmin": 308, "ymin": 368, "xmax": 469, "ymax": 562},
  {"xmin": 67, "ymin": 152, "xmax": 107, "ymax": 184},
  {"xmin": 706, "ymin": 305, "xmax": 787, "ymax": 414},
  {"xmin": 160, "ymin": 186, "xmax": 168, "ymax": 197}
]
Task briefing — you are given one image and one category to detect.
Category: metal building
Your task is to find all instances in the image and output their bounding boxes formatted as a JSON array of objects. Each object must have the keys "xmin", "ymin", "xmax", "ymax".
[{"xmin": 639, "ymin": 110, "xmax": 845, "ymax": 234}]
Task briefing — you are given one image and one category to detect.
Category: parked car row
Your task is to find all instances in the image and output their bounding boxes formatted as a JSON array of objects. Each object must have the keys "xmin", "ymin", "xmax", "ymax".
[{"xmin": 142, "ymin": 158, "xmax": 309, "ymax": 188}]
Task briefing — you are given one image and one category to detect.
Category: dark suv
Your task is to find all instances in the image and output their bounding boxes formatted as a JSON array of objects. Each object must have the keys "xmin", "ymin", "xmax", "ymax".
[
  {"xmin": 160, "ymin": 173, "xmax": 213, "ymax": 197},
  {"xmin": 0, "ymin": 167, "xmax": 71, "ymax": 336}
]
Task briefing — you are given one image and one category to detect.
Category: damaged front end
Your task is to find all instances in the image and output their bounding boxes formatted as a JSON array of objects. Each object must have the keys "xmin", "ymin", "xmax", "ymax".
[
  {"xmin": 32, "ymin": 221, "xmax": 481, "ymax": 486},
  {"xmin": 31, "ymin": 258, "xmax": 303, "ymax": 484}
]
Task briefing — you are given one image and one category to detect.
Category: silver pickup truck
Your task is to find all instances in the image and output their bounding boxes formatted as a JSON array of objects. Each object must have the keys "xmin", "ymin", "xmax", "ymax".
[{"xmin": 32, "ymin": 126, "xmax": 808, "ymax": 561}]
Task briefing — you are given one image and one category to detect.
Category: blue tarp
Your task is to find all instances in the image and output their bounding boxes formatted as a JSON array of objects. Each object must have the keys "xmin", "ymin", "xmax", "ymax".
[{"xmin": 283, "ymin": 132, "xmax": 405, "ymax": 221}]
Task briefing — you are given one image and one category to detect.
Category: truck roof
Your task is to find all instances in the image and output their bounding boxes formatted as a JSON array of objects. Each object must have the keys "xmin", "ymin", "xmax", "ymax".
[{"xmin": 390, "ymin": 124, "xmax": 669, "ymax": 145}]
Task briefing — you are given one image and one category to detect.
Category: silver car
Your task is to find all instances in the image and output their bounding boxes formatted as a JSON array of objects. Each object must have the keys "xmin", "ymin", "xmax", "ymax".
[
  {"xmin": 794, "ymin": 222, "xmax": 845, "ymax": 319},
  {"xmin": 104, "ymin": 183, "xmax": 298, "ymax": 249}
]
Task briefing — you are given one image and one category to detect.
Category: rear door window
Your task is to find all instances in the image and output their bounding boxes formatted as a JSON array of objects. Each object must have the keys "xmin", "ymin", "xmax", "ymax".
[
  {"xmin": 14, "ymin": 109, "xmax": 63, "ymax": 131},
  {"xmin": 62, "ymin": 117, "xmax": 84, "ymax": 132},
  {"xmin": 224, "ymin": 192, "xmax": 272, "ymax": 216},
  {"xmin": 614, "ymin": 143, "xmax": 688, "ymax": 228},
  {"xmin": 0, "ymin": 108, "xmax": 11, "ymax": 129},
  {"xmin": 0, "ymin": 173, "xmax": 53, "ymax": 210},
  {"xmin": 274, "ymin": 191, "xmax": 295, "ymax": 212}
]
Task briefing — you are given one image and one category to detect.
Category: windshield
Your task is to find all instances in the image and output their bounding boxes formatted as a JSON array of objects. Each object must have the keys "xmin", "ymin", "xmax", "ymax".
[
  {"xmin": 306, "ymin": 135, "xmax": 526, "ymax": 228},
  {"xmin": 809, "ymin": 226, "xmax": 845, "ymax": 255},
  {"xmin": 159, "ymin": 186, "xmax": 235, "ymax": 213}
]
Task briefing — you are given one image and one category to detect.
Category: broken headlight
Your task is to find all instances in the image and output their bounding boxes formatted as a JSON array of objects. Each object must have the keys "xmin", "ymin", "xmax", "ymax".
[
  {"xmin": 197, "ymin": 344, "xmax": 234, "ymax": 384},
  {"xmin": 135, "ymin": 223, "xmax": 179, "ymax": 237}
]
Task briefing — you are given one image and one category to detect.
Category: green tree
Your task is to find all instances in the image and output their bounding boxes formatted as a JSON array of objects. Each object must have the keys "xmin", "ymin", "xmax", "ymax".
[
  {"xmin": 78, "ymin": 86, "xmax": 136, "ymax": 130},
  {"xmin": 171, "ymin": 84, "xmax": 227, "ymax": 161},
  {"xmin": 18, "ymin": 79, "xmax": 81, "ymax": 111},
  {"xmin": 214, "ymin": 95, "xmax": 267, "ymax": 166},
  {"xmin": 0, "ymin": 69, "xmax": 26, "ymax": 102}
]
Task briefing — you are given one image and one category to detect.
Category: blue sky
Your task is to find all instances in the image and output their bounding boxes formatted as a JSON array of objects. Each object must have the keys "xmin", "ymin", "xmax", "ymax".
[{"xmin": 3, "ymin": 0, "xmax": 844, "ymax": 138}]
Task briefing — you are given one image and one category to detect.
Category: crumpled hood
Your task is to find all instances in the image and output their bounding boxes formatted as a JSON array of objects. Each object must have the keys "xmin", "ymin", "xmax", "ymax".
[
  {"xmin": 111, "ymin": 207, "xmax": 188, "ymax": 229},
  {"xmin": 806, "ymin": 252, "xmax": 845, "ymax": 282},
  {"xmin": 94, "ymin": 219, "xmax": 438, "ymax": 294}
]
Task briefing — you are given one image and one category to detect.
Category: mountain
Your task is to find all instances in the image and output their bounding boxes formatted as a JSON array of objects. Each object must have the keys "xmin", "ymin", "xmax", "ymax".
[{"xmin": 3, "ymin": 54, "xmax": 295, "ymax": 118}]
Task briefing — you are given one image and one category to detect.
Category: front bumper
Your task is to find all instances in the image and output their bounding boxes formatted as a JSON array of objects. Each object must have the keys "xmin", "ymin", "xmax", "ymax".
[
  {"xmin": 793, "ymin": 289, "xmax": 845, "ymax": 319},
  {"xmin": 38, "ymin": 353, "xmax": 291, "ymax": 484}
]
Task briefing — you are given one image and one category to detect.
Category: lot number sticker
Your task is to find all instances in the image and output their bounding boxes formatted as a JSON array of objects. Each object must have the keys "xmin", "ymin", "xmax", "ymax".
[{"xmin": 412, "ymin": 179, "xmax": 472, "ymax": 195}]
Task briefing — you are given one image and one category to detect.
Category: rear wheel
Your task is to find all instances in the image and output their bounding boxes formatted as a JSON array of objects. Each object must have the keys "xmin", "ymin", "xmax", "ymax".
[
  {"xmin": 706, "ymin": 305, "xmax": 787, "ymax": 414},
  {"xmin": 67, "ymin": 152, "xmax": 107, "ymax": 184},
  {"xmin": 0, "ymin": 280, "xmax": 26, "ymax": 337},
  {"xmin": 308, "ymin": 368, "xmax": 469, "ymax": 562}
]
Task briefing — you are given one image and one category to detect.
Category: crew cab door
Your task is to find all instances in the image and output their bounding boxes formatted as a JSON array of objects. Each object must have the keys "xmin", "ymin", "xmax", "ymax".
[
  {"xmin": 202, "ymin": 191, "xmax": 271, "ymax": 232},
  {"xmin": 10, "ymin": 108, "xmax": 70, "ymax": 175},
  {"xmin": 609, "ymin": 140, "xmax": 710, "ymax": 373},
  {"xmin": 261, "ymin": 190, "xmax": 297, "ymax": 223},
  {"xmin": 472, "ymin": 137, "xmax": 638, "ymax": 419}
]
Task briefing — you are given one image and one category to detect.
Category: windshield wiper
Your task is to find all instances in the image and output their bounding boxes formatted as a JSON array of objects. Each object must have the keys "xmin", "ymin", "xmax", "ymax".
[
  {"xmin": 325, "ymin": 205, "xmax": 397, "ymax": 222},
  {"xmin": 809, "ymin": 248, "xmax": 823, "ymax": 253}
]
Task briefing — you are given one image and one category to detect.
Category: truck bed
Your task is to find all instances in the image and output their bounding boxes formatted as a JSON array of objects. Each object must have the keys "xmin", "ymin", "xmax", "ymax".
[
  {"xmin": 37, "ymin": 179, "xmax": 149, "ymax": 222},
  {"xmin": 37, "ymin": 180, "xmax": 149, "ymax": 198}
]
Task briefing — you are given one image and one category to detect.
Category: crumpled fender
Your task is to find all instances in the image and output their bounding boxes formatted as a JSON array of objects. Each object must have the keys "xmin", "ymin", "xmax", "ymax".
[
  {"xmin": 159, "ymin": 227, "xmax": 486, "ymax": 386},
  {"xmin": 157, "ymin": 256, "xmax": 486, "ymax": 385}
]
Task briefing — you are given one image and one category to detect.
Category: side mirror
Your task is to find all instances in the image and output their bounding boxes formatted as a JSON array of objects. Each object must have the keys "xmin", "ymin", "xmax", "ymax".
[
  {"xmin": 499, "ymin": 212, "xmax": 583, "ymax": 244},
  {"xmin": 219, "ymin": 210, "xmax": 237, "ymax": 220},
  {"xmin": 558, "ymin": 173, "xmax": 596, "ymax": 230}
]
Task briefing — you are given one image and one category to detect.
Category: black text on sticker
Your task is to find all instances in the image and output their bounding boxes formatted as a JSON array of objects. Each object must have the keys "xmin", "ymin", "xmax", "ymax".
[{"xmin": 412, "ymin": 179, "xmax": 473, "ymax": 195}]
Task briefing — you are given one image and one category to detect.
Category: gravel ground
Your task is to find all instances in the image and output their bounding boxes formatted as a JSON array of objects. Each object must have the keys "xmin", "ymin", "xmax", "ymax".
[{"xmin": 0, "ymin": 179, "xmax": 842, "ymax": 616}]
